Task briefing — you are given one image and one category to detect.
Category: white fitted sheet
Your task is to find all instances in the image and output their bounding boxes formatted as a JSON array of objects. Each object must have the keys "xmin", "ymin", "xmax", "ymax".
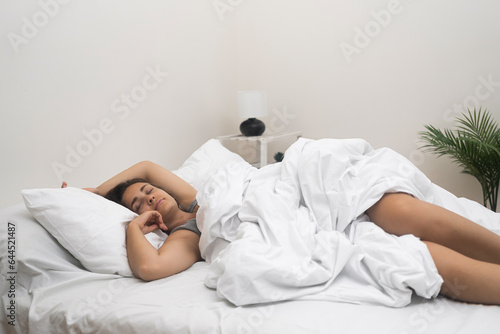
[{"xmin": 1, "ymin": 203, "xmax": 500, "ymax": 334}]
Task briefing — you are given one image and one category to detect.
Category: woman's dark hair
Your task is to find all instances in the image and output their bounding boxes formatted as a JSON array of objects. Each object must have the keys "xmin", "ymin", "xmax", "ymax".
[{"xmin": 105, "ymin": 178, "xmax": 149, "ymax": 206}]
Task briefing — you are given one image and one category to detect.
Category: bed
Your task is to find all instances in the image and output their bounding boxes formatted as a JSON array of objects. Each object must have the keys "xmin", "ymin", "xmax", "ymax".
[{"xmin": 1, "ymin": 138, "xmax": 500, "ymax": 334}]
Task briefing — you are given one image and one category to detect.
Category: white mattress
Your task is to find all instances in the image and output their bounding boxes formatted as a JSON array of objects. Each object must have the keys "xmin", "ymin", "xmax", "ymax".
[{"xmin": 1, "ymin": 203, "xmax": 500, "ymax": 334}]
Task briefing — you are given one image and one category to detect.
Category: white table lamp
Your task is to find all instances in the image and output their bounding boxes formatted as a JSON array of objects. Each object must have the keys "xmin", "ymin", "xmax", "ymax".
[{"xmin": 237, "ymin": 90, "xmax": 268, "ymax": 136}]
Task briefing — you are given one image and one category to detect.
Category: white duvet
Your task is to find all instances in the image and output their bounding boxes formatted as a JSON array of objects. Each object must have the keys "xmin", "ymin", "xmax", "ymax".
[{"xmin": 196, "ymin": 138, "xmax": 500, "ymax": 307}]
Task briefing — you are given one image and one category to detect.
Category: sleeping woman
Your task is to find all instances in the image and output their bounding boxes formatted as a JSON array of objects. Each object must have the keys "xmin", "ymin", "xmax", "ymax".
[{"xmin": 74, "ymin": 160, "xmax": 500, "ymax": 306}]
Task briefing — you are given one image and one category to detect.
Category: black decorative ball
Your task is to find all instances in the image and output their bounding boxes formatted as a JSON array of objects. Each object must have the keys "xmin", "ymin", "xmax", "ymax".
[{"xmin": 240, "ymin": 118, "xmax": 265, "ymax": 136}]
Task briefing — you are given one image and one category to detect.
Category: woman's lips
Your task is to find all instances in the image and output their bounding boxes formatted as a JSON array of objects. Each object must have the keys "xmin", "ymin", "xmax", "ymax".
[{"xmin": 155, "ymin": 199, "xmax": 164, "ymax": 210}]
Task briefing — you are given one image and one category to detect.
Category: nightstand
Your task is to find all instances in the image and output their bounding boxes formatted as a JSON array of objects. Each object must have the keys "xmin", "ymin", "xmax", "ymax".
[{"xmin": 218, "ymin": 131, "xmax": 302, "ymax": 168}]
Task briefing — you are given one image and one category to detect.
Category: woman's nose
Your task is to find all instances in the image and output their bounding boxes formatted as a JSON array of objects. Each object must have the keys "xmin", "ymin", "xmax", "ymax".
[{"xmin": 148, "ymin": 194, "xmax": 155, "ymax": 204}]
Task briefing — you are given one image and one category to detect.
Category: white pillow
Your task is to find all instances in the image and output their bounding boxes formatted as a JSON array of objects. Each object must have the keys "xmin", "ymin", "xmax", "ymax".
[
  {"xmin": 172, "ymin": 139, "xmax": 246, "ymax": 192},
  {"xmin": 20, "ymin": 139, "xmax": 244, "ymax": 277},
  {"xmin": 21, "ymin": 187, "xmax": 165, "ymax": 277}
]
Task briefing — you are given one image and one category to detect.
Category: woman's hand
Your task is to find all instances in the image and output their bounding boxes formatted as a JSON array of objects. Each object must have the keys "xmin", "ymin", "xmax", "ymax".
[{"xmin": 128, "ymin": 211, "xmax": 168, "ymax": 235}]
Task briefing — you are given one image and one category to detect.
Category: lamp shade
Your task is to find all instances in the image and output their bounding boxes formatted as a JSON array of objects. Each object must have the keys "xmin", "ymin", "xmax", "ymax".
[{"xmin": 237, "ymin": 90, "xmax": 268, "ymax": 118}]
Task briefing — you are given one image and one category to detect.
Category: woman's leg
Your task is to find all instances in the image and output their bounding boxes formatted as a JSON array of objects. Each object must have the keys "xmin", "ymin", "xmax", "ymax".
[
  {"xmin": 424, "ymin": 241, "xmax": 500, "ymax": 305},
  {"xmin": 366, "ymin": 193, "xmax": 500, "ymax": 265}
]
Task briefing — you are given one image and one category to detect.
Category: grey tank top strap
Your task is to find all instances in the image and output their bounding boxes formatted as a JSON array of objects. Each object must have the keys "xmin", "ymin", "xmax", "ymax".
[
  {"xmin": 186, "ymin": 199, "xmax": 198, "ymax": 213},
  {"xmin": 170, "ymin": 200, "xmax": 200, "ymax": 236},
  {"xmin": 170, "ymin": 218, "xmax": 200, "ymax": 236}
]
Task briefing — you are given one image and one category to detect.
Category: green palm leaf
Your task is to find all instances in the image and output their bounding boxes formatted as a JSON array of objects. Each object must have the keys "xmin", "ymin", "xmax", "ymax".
[{"xmin": 419, "ymin": 107, "xmax": 500, "ymax": 211}]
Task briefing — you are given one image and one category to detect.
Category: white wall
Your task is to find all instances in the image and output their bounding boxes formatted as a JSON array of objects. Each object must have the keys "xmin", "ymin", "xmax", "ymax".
[
  {"xmin": 1, "ymin": 0, "xmax": 499, "ymax": 210},
  {"xmin": 0, "ymin": 1, "xmax": 239, "ymax": 208},
  {"xmin": 235, "ymin": 0, "xmax": 500, "ymax": 208}
]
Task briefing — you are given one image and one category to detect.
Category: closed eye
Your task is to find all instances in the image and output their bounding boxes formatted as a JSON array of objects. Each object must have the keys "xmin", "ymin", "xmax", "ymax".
[
  {"xmin": 134, "ymin": 200, "xmax": 142, "ymax": 213},
  {"xmin": 136, "ymin": 187, "xmax": 154, "ymax": 212}
]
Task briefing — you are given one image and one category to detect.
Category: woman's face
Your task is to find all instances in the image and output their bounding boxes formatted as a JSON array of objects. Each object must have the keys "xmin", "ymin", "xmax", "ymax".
[{"xmin": 122, "ymin": 182, "xmax": 177, "ymax": 217}]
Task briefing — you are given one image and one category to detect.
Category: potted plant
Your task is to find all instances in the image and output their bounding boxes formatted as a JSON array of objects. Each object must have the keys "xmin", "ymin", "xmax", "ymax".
[
  {"xmin": 419, "ymin": 108, "xmax": 500, "ymax": 211},
  {"xmin": 273, "ymin": 151, "xmax": 284, "ymax": 163}
]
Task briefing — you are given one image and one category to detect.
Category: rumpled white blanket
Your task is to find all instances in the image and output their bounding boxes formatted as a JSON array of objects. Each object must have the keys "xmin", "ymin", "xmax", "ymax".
[{"xmin": 195, "ymin": 138, "xmax": 497, "ymax": 307}]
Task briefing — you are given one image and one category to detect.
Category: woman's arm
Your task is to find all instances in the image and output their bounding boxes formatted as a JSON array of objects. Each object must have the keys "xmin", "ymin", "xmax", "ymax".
[
  {"xmin": 96, "ymin": 161, "xmax": 197, "ymax": 211},
  {"xmin": 126, "ymin": 211, "xmax": 201, "ymax": 281}
]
